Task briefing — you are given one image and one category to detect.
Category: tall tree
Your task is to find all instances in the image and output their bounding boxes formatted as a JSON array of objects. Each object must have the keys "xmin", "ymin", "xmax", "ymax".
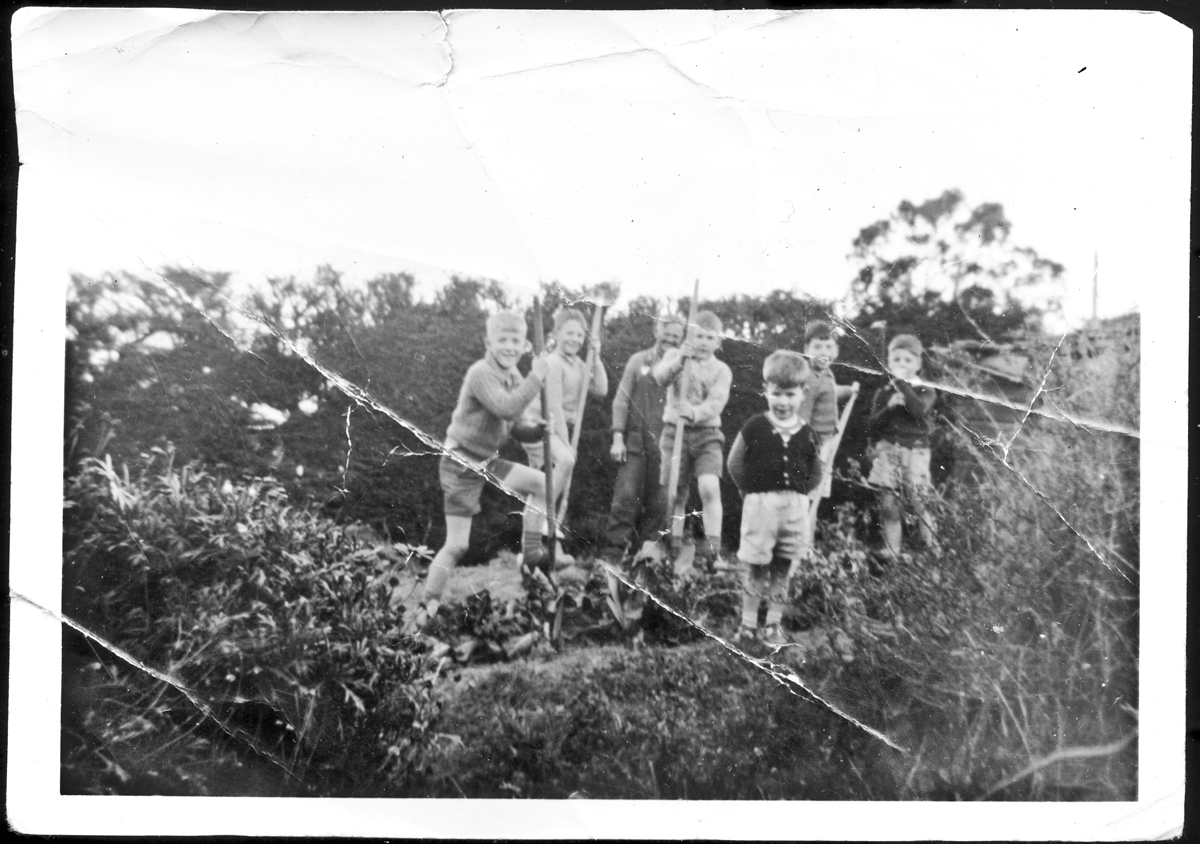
[{"xmin": 848, "ymin": 189, "xmax": 1064, "ymax": 345}]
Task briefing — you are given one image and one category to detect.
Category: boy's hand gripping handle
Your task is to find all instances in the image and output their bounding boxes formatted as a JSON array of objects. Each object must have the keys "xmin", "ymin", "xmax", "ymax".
[{"xmin": 555, "ymin": 298, "xmax": 607, "ymax": 524}]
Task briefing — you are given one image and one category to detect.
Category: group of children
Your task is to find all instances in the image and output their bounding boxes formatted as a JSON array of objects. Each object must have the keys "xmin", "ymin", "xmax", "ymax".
[{"xmin": 411, "ymin": 304, "xmax": 939, "ymax": 646}]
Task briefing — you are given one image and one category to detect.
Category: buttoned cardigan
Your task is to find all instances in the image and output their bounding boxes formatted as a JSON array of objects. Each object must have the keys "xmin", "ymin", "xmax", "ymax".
[{"xmin": 727, "ymin": 414, "xmax": 822, "ymax": 496}]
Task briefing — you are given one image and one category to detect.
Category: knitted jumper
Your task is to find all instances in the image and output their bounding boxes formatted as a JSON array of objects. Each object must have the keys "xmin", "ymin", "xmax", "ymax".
[
  {"xmin": 798, "ymin": 365, "xmax": 839, "ymax": 436},
  {"xmin": 526, "ymin": 349, "xmax": 609, "ymax": 446},
  {"xmin": 652, "ymin": 350, "xmax": 732, "ymax": 428},
  {"xmin": 727, "ymin": 414, "xmax": 822, "ymax": 495},
  {"xmin": 445, "ymin": 353, "xmax": 543, "ymax": 460},
  {"xmin": 867, "ymin": 379, "xmax": 937, "ymax": 448}
]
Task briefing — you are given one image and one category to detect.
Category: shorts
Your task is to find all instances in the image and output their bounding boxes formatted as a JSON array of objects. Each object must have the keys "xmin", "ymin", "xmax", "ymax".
[
  {"xmin": 738, "ymin": 490, "xmax": 811, "ymax": 565},
  {"xmin": 658, "ymin": 424, "xmax": 725, "ymax": 486},
  {"xmin": 867, "ymin": 440, "xmax": 932, "ymax": 493},
  {"xmin": 440, "ymin": 451, "xmax": 516, "ymax": 517}
]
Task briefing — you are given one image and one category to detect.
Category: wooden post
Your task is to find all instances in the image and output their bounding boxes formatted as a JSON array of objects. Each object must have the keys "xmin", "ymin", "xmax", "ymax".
[{"xmin": 531, "ymin": 297, "xmax": 555, "ymax": 576}]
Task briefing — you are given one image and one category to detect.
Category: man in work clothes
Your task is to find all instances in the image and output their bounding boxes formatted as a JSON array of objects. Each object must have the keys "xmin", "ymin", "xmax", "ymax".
[{"xmin": 601, "ymin": 314, "xmax": 685, "ymax": 562}]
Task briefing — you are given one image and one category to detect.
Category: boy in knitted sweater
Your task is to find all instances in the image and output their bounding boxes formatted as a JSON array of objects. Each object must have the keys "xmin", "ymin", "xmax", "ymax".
[
  {"xmin": 727, "ymin": 350, "xmax": 823, "ymax": 646},
  {"xmin": 798, "ymin": 321, "xmax": 855, "ymax": 529},
  {"xmin": 867, "ymin": 334, "xmax": 939, "ymax": 556},
  {"xmin": 652, "ymin": 310, "xmax": 733, "ymax": 569},
  {"xmin": 412, "ymin": 310, "xmax": 551, "ymax": 631}
]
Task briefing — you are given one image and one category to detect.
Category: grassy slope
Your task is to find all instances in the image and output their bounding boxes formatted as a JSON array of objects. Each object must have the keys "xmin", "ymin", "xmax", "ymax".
[{"xmin": 419, "ymin": 638, "xmax": 911, "ymax": 800}]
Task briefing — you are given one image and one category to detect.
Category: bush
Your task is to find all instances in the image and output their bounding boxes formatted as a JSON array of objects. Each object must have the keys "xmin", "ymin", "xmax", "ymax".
[{"xmin": 62, "ymin": 447, "xmax": 442, "ymax": 795}]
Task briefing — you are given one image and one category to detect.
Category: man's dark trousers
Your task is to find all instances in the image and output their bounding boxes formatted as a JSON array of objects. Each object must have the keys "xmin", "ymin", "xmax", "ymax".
[{"xmin": 603, "ymin": 442, "xmax": 667, "ymax": 557}]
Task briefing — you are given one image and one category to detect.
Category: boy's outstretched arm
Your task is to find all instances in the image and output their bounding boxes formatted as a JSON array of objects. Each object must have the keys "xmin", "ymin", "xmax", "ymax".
[
  {"xmin": 470, "ymin": 362, "xmax": 545, "ymax": 421},
  {"xmin": 726, "ymin": 430, "xmax": 748, "ymax": 495},
  {"xmin": 589, "ymin": 349, "xmax": 609, "ymax": 398},
  {"xmin": 651, "ymin": 347, "xmax": 684, "ymax": 385}
]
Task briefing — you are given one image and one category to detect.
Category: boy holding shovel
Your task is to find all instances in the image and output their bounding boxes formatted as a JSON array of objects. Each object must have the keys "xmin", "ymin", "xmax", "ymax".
[
  {"xmin": 519, "ymin": 307, "xmax": 608, "ymax": 567},
  {"xmin": 653, "ymin": 309, "xmax": 733, "ymax": 572}
]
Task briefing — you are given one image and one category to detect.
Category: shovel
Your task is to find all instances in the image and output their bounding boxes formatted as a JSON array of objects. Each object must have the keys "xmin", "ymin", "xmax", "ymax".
[
  {"xmin": 531, "ymin": 295, "xmax": 570, "ymax": 646},
  {"xmin": 797, "ymin": 380, "xmax": 860, "ymax": 576},
  {"xmin": 553, "ymin": 281, "xmax": 620, "ymax": 544},
  {"xmin": 659, "ymin": 278, "xmax": 702, "ymax": 577}
]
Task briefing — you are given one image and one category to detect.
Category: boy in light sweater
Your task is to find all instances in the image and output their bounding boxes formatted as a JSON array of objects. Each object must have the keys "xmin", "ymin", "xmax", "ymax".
[
  {"xmin": 518, "ymin": 308, "xmax": 608, "ymax": 560},
  {"xmin": 652, "ymin": 310, "xmax": 733, "ymax": 570},
  {"xmin": 727, "ymin": 351, "xmax": 823, "ymax": 646},
  {"xmin": 412, "ymin": 310, "xmax": 550, "ymax": 631}
]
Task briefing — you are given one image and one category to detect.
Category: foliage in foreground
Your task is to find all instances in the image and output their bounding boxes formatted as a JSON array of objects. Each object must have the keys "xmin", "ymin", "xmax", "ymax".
[
  {"xmin": 62, "ymin": 322, "xmax": 1138, "ymax": 800},
  {"xmin": 62, "ymin": 449, "xmax": 441, "ymax": 795}
]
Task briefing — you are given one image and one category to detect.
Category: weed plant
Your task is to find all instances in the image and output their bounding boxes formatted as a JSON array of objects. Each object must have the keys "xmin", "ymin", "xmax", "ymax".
[{"xmin": 62, "ymin": 447, "xmax": 442, "ymax": 795}]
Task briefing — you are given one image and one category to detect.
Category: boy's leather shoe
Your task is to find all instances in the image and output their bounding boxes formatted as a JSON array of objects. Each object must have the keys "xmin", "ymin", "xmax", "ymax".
[{"xmin": 734, "ymin": 625, "xmax": 758, "ymax": 647}]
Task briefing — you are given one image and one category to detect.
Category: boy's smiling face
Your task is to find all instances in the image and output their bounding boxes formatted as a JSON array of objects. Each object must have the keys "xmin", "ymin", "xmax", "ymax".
[
  {"xmin": 555, "ymin": 319, "xmax": 587, "ymax": 357},
  {"xmin": 764, "ymin": 382, "xmax": 804, "ymax": 421},
  {"xmin": 887, "ymin": 347, "xmax": 921, "ymax": 381},
  {"xmin": 805, "ymin": 336, "xmax": 839, "ymax": 368},
  {"xmin": 486, "ymin": 326, "xmax": 528, "ymax": 369},
  {"xmin": 689, "ymin": 327, "xmax": 721, "ymax": 359}
]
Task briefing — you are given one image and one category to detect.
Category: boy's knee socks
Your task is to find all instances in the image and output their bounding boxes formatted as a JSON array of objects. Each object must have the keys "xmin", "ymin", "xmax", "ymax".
[
  {"xmin": 765, "ymin": 601, "xmax": 787, "ymax": 627},
  {"xmin": 423, "ymin": 554, "xmax": 454, "ymax": 601},
  {"xmin": 741, "ymin": 592, "xmax": 760, "ymax": 629}
]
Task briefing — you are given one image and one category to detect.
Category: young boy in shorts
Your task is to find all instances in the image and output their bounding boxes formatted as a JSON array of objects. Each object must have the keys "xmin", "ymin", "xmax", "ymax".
[
  {"xmin": 412, "ymin": 310, "xmax": 551, "ymax": 630},
  {"xmin": 652, "ymin": 310, "xmax": 733, "ymax": 570},
  {"xmin": 798, "ymin": 321, "xmax": 855, "ymax": 540},
  {"xmin": 867, "ymin": 334, "xmax": 939, "ymax": 556},
  {"xmin": 727, "ymin": 350, "xmax": 823, "ymax": 646}
]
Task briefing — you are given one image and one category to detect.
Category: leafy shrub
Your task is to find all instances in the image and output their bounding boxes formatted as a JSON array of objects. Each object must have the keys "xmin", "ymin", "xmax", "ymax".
[{"xmin": 62, "ymin": 447, "xmax": 442, "ymax": 795}]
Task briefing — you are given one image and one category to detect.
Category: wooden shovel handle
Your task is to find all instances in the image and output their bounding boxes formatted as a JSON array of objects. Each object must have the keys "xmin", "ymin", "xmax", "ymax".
[{"xmin": 665, "ymin": 279, "xmax": 701, "ymax": 540}]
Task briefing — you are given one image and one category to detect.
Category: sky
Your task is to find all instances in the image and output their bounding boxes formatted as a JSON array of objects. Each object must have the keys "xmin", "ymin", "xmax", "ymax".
[{"xmin": 13, "ymin": 8, "xmax": 1192, "ymax": 327}]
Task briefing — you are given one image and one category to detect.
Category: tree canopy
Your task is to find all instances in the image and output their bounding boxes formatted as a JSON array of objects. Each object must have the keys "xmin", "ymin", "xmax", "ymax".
[{"xmin": 848, "ymin": 189, "xmax": 1063, "ymax": 346}]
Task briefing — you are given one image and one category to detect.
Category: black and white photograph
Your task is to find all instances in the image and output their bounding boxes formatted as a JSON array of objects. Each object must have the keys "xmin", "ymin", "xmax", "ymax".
[{"xmin": 9, "ymin": 7, "xmax": 1188, "ymax": 837}]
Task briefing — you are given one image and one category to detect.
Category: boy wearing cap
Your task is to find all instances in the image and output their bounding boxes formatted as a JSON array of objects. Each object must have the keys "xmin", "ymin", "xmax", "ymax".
[
  {"xmin": 867, "ymin": 334, "xmax": 939, "ymax": 556},
  {"xmin": 652, "ymin": 310, "xmax": 733, "ymax": 570},
  {"xmin": 411, "ymin": 310, "xmax": 551, "ymax": 631}
]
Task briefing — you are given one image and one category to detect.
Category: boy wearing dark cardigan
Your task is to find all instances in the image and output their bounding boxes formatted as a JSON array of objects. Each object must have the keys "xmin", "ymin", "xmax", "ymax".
[
  {"xmin": 867, "ymin": 333, "xmax": 939, "ymax": 556},
  {"xmin": 727, "ymin": 350, "xmax": 823, "ymax": 646}
]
